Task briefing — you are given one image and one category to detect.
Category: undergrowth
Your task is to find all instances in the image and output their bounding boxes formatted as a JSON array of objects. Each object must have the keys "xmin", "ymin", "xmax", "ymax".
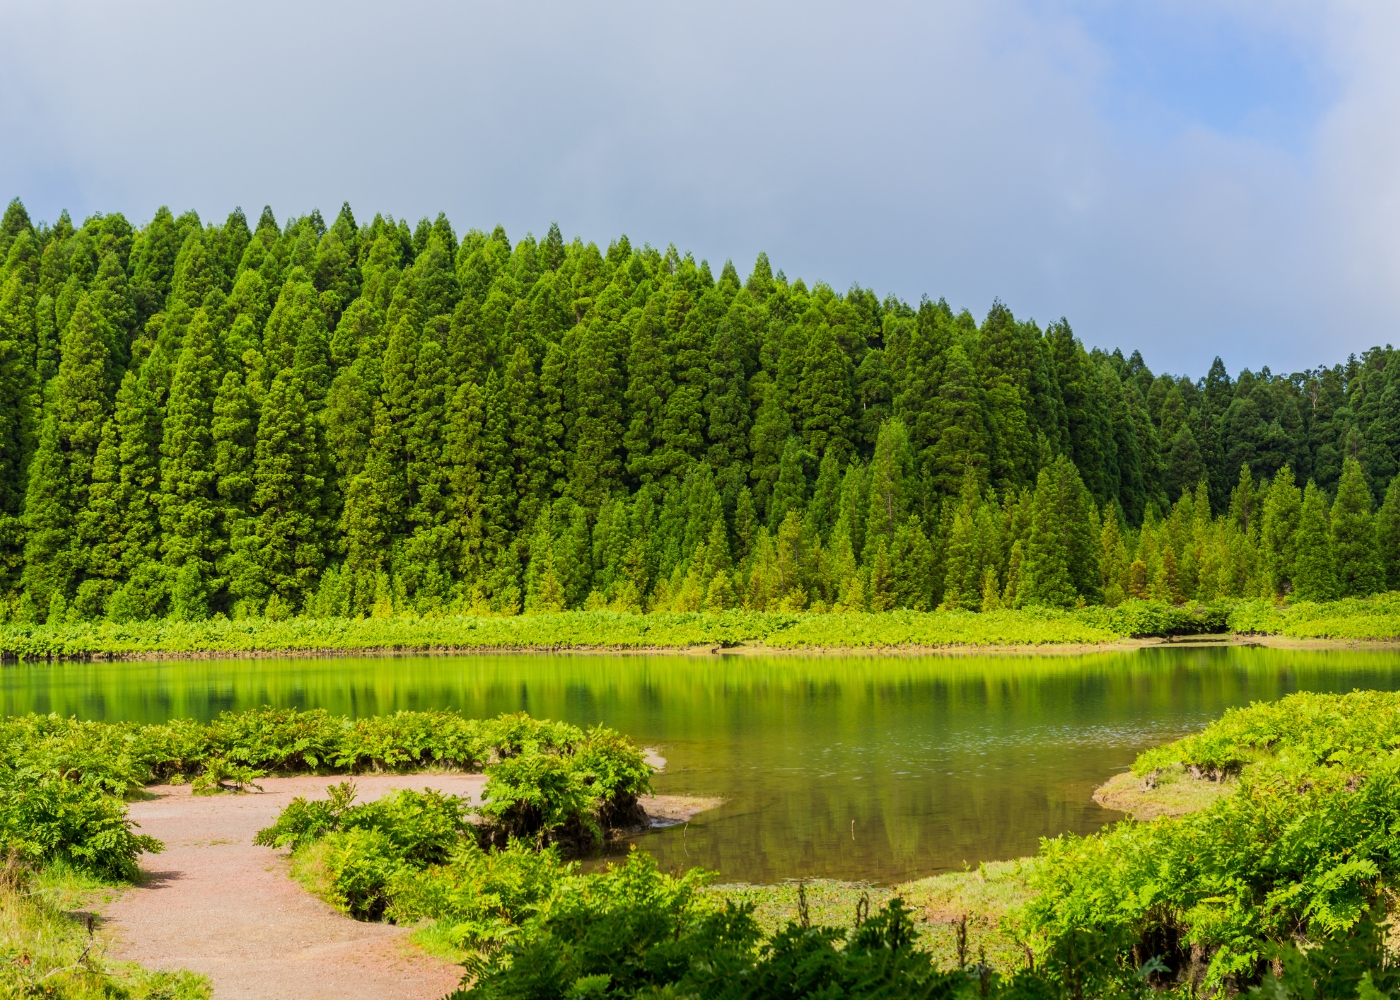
[{"xmin": 0, "ymin": 856, "xmax": 210, "ymax": 1000}]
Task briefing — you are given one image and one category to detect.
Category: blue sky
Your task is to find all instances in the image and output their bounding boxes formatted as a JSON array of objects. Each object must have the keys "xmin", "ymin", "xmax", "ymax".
[{"xmin": 1, "ymin": 1, "xmax": 1395, "ymax": 377}]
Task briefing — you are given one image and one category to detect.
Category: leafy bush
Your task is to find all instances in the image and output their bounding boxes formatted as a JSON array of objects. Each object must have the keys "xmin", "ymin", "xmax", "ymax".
[
  {"xmin": 0, "ymin": 771, "xmax": 161, "ymax": 880},
  {"xmin": 388, "ymin": 838, "xmax": 575, "ymax": 953},
  {"xmin": 309, "ymin": 827, "xmax": 408, "ymax": 920},
  {"xmin": 253, "ymin": 780, "xmax": 359, "ymax": 851},
  {"xmin": 256, "ymin": 783, "xmax": 469, "ymax": 865},
  {"xmin": 455, "ymin": 850, "xmax": 972, "ymax": 1000},
  {"xmin": 476, "ymin": 724, "xmax": 654, "ymax": 850},
  {"xmin": 1133, "ymin": 689, "xmax": 1400, "ymax": 778},
  {"xmin": 1024, "ymin": 690, "xmax": 1400, "ymax": 992}
]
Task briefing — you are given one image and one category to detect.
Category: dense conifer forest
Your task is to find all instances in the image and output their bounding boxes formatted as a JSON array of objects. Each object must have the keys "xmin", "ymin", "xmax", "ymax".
[{"xmin": 0, "ymin": 197, "xmax": 1397, "ymax": 624}]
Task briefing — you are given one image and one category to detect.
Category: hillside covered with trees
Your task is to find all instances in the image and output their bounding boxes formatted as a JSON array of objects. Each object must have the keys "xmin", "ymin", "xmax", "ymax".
[{"xmin": 0, "ymin": 197, "xmax": 1397, "ymax": 624}]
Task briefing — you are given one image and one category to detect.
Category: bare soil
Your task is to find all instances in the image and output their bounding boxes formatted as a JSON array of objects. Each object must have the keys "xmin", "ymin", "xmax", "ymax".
[
  {"xmin": 103, "ymin": 774, "xmax": 482, "ymax": 1000},
  {"xmin": 100, "ymin": 772, "xmax": 722, "ymax": 1000}
]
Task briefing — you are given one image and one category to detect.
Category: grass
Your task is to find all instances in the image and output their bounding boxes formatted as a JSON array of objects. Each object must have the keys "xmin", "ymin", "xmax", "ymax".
[
  {"xmin": 0, "ymin": 860, "xmax": 210, "ymax": 1000},
  {"xmin": 1229, "ymin": 593, "xmax": 1400, "ymax": 641},
  {"xmin": 0, "ymin": 601, "xmax": 1245, "ymax": 659},
  {"xmin": 710, "ymin": 860, "xmax": 1040, "ymax": 976},
  {"xmin": 2, "ymin": 596, "xmax": 1399, "ymax": 660},
  {"xmin": 1090, "ymin": 765, "xmax": 1238, "ymax": 820}
]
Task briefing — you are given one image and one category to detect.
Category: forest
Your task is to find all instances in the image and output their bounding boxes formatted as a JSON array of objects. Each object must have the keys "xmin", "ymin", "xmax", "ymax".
[{"xmin": 0, "ymin": 197, "xmax": 1398, "ymax": 625}]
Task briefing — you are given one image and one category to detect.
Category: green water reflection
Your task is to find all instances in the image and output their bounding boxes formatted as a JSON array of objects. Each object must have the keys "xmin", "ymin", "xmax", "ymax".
[{"xmin": 5, "ymin": 646, "xmax": 1400, "ymax": 884}]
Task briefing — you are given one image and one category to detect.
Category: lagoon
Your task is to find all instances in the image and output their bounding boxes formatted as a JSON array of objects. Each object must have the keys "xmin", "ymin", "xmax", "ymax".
[{"xmin": 4, "ymin": 645, "xmax": 1399, "ymax": 884}]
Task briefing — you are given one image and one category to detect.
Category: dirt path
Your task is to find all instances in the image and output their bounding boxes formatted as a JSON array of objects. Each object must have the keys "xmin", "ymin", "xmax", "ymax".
[
  {"xmin": 101, "ymin": 771, "xmax": 722, "ymax": 1000},
  {"xmin": 103, "ymin": 774, "xmax": 485, "ymax": 1000}
]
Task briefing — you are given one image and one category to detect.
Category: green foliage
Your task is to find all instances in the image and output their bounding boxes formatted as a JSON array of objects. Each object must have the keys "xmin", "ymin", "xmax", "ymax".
[
  {"xmin": 2, "ymin": 707, "xmax": 650, "ymax": 888},
  {"xmin": 1, "ymin": 859, "xmax": 212, "ymax": 1000},
  {"xmin": 1024, "ymin": 690, "xmax": 1400, "ymax": 993}
]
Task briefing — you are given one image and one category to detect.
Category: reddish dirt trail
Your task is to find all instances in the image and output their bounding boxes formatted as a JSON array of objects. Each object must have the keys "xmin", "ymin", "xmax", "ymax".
[{"xmin": 103, "ymin": 774, "xmax": 486, "ymax": 1000}]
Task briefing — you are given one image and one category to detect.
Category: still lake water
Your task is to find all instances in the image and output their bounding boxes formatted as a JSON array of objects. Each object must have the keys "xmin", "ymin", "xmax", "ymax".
[{"xmin": 5, "ymin": 645, "xmax": 1400, "ymax": 884}]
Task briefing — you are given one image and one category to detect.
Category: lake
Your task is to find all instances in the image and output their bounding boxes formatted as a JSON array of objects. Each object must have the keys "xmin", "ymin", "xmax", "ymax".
[{"xmin": 4, "ymin": 644, "xmax": 1399, "ymax": 885}]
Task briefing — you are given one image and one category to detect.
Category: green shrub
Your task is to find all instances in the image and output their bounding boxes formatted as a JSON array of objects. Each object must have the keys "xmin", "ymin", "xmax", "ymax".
[
  {"xmin": 1025, "ymin": 691, "xmax": 1400, "ymax": 992},
  {"xmin": 388, "ymin": 838, "xmax": 575, "ymax": 953},
  {"xmin": 313, "ymin": 827, "xmax": 409, "ymax": 920},
  {"xmin": 254, "ymin": 780, "xmax": 358, "ymax": 851},
  {"xmin": 0, "ymin": 771, "xmax": 161, "ymax": 880},
  {"xmin": 256, "ymin": 783, "xmax": 470, "ymax": 866}
]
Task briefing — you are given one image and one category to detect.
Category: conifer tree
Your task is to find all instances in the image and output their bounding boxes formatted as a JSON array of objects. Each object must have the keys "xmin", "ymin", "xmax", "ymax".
[
  {"xmin": 798, "ymin": 318, "xmax": 854, "ymax": 462},
  {"xmin": 212, "ymin": 369, "xmax": 258, "ymax": 605},
  {"xmin": 251, "ymin": 371, "xmax": 329, "ymax": 611},
  {"xmin": 1331, "ymin": 457, "xmax": 1383, "ymax": 598},
  {"xmin": 76, "ymin": 418, "xmax": 122, "ymax": 617},
  {"xmin": 505, "ymin": 345, "xmax": 548, "ymax": 530},
  {"xmin": 891, "ymin": 516, "xmax": 936, "ymax": 610},
  {"xmin": 925, "ymin": 344, "xmax": 988, "ymax": 496},
  {"xmin": 1293, "ymin": 480, "xmax": 1335, "ymax": 601},
  {"xmin": 159, "ymin": 308, "xmax": 222, "ymax": 619},
  {"xmin": 1376, "ymin": 473, "xmax": 1400, "ymax": 591},
  {"xmin": 865, "ymin": 419, "xmax": 914, "ymax": 559},
  {"xmin": 569, "ymin": 297, "xmax": 626, "ymax": 509},
  {"xmin": 768, "ymin": 436, "xmax": 808, "ymax": 529},
  {"xmin": 1260, "ymin": 465, "xmax": 1302, "ymax": 597},
  {"xmin": 106, "ymin": 361, "xmax": 165, "ymax": 621},
  {"xmin": 21, "ymin": 414, "xmax": 72, "ymax": 617},
  {"xmin": 624, "ymin": 305, "xmax": 669, "ymax": 486}
]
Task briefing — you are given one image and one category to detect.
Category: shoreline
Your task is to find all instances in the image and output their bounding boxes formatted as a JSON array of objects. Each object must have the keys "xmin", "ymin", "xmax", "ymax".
[{"xmin": 4, "ymin": 631, "xmax": 1398, "ymax": 663}]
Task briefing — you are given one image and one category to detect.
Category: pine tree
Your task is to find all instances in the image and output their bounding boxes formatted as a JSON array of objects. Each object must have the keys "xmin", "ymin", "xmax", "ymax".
[
  {"xmin": 75, "ymin": 418, "xmax": 122, "ymax": 618},
  {"xmin": 1099, "ymin": 504, "xmax": 1129, "ymax": 606},
  {"xmin": 252, "ymin": 371, "xmax": 329, "ymax": 611},
  {"xmin": 212, "ymin": 369, "xmax": 258, "ymax": 608},
  {"xmin": 339, "ymin": 401, "xmax": 407, "ymax": 614},
  {"xmin": 159, "ymin": 308, "xmax": 222, "ymax": 619},
  {"xmin": 504, "ymin": 345, "xmax": 548, "ymax": 530},
  {"xmin": 1292, "ymin": 480, "xmax": 1335, "ymax": 601},
  {"xmin": 106, "ymin": 361, "xmax": 165, "ymax": 621},
  {"xmin": 624, "ymin": 305, "xmax": 669, "ymax": 486},
  {"xmin": 1260, "ymin": 465, "xmax": 1302, "ymax": 597},
  {"xmin": 569, "ymin": 296, "xmax": 626, "ymax": 510},
  {"xmin": 768, "ymin": 436, "xmax": 808, "ymax": 528},
  {"xmin": 891, "ymin": 516, "xmax": 935, "ymax": 610},
  {"xmin": 1016, "ymin": 457, "xmax": 1095, "ymax": 607},
  {"xmin": 865, "ymin": 419, "xmax": 914, "ymax": 559},
  {"xmin": 20, "ymin": 414, "xmax": 73, "ymax": 617},
  {"xmin": 1377, "ymin": 473, "xmax": 1400, "ymax": 591},
  {"xmin": 925, "ymin": 343, "xmax": 988, "ymax": 497},
  {"xmin": 1331, "ymin": 457, "xmax": 1383, "ymax": 597},
  {"xmin": 797, "ymin": 318, "xmax": 854, "ymax": 462}
]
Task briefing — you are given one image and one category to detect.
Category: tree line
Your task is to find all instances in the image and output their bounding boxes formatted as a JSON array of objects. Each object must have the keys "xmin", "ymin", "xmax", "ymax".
[{"xmin": 0, "ymin": 197, "xmax": 1396, "ymax": 622}]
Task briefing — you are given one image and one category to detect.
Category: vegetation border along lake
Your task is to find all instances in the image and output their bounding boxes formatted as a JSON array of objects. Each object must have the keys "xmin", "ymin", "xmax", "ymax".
[
  {"xmin": 4, "ymin": 595, "xmax": 1400, "ymax": 660},
  {"xmin": 9, "ymin": 690, "xmax": 1400, "ymax": 997}
]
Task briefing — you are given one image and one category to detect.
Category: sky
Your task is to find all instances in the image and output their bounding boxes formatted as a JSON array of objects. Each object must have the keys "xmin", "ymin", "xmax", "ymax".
[{"xmin": 1, "ymin": 0, "xmax": 1397, "ymax": 377}]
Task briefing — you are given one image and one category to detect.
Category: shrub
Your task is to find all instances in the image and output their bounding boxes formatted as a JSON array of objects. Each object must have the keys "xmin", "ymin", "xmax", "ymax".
[
  {"xmin": 388, "ymin": 838, "xmax": 575, "ymax": 954},
  {"xmin": 0, "ymin": 770, "xmax": 161, "ymax": 880}
]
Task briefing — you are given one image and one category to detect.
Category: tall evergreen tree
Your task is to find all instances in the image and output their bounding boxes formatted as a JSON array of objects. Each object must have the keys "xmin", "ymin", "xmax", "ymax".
[
  {"xmin": 1377, "ymin": 473, "xmax": 1400, "ymax": 592},
  {"xmin": 1293, "ymin": 480, "xmax": 1335, "ymax": 602},
  {"xmin": 159, "ymin": 308, "xmax": 222, "ymax": 619},
  {"xmin": 1260, "ymin": 464, "xmax": 1302, "ymax": 597},
  {"xmin": 1331, "ymin": 457, "xmax": 1383, "ymax": 598},
  {"xmin": 251, "ymin": 372, "xmax": 329, "ymax": 612}
]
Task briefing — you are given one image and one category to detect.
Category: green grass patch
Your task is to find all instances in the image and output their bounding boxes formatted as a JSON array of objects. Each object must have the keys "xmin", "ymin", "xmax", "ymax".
[
  {"xmin": 1230, "ymin": 593, "xmax": 1400, "ymax": 641},
  {"xmin": 0, "ymin": 600, "xmax": 1253, "ymax": 659},
  {"xmin": 0, "ymin": 860, "xmax": 210, "ymax": 1000}
]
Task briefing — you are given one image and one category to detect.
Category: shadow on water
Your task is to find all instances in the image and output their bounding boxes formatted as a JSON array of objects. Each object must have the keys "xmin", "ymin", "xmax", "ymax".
[{"xmin": 5, "ymin": 645, "xmax": 1400, "ymax": 884}]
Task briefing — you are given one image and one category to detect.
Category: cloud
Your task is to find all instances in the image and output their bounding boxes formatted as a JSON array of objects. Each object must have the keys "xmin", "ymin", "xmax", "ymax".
[{"xmin": 0, "ymin": 0, "xmax": 1396, "ymax": 376}]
